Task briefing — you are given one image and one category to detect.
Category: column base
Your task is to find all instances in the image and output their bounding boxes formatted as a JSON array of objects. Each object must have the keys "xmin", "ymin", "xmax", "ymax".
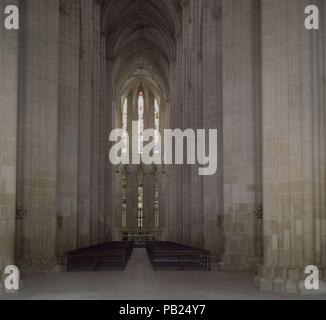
[
  {"xmin": 255, "ymin": 276, "xmax": 326, "ymax": 295},
  {"xmin": 255, "ymin": 267, "xmax": 326, "ymax": 294}
]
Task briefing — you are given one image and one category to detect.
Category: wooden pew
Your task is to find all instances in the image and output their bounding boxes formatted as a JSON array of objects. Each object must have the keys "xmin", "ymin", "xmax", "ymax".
[
  {"xmin": 147, "ymin": 241, "xmax": 211, "ymax": 271},
  {"xmin": 67, "ymin": 241, "xmax": 134, "ymax": 271}
]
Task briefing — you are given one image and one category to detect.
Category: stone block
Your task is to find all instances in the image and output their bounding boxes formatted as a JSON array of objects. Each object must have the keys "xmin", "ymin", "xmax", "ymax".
[
  {"xmin": 257, "ymin": 277, "xmax": 273, "ymax": 292},
  {"xmin": 273, "ymin": 278, "xmax": 286, "ymax": 293},
  {"xmin": 285, "ymin": 280, "xmax": 298, "ymax": 294},
  {"xmin": 254, "ymin": 276, "xmax": 261, "ymax": 289}
]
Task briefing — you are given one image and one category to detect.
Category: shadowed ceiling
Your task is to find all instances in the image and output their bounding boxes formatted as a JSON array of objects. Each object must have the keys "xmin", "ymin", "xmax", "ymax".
[{"xmin": 101, "ymin": 0, "xmax": 183, "ymax": 100}]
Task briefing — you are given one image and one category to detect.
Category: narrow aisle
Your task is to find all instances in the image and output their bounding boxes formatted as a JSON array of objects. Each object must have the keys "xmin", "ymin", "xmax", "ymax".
[{"xmin": 125, "ymin": 248, "xmax": 153, "ymax": 274}]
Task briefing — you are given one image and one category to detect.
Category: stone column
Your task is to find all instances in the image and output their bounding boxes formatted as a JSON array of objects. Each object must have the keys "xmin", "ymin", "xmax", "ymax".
[
  {"xmin": 57, "ymin": 0, "xmax": 103, "ymax": 260},
  {"xmin": 181, "ymin": 0, "xmax": 204, "ymax": 249},
  {"xmin": 202, "ymin": 0, "xmax": 224, "ymax": 259},
  {"xmin": 99, "ymin": 51, "xmax": 115, "ymax": 242},
  {"xmin": 56, "ymin": 0, "xmax": 80, "ymax": 264},
  {"xmin": 0, "ymin": 0, "xmax": 19, "ymax": 273},
  {"xmin": 258, "ymin": 0, "xmax": 326, "ymax": 293},
  {"xmin": 111, "ymin": 96, "xmax": 120, "ymax": 240},
  {"xmin": 77, "ymin": 0, "xmax": 93, "ymax": 248},
  {"xmin": 17, "ymin": 0, "xmax": 60, "ymax": 273},
  {"xmin": 165, "ymin": 36, "xmax": 183, "ymax": 242},
  {"xmin": 90, "ymin": 0, "xmax": 101, "ymax": 245},
  {"xmin": 143, "ymin": 92, "xmax": 155, "ymax": 230},
  {"xmin": 221, "ymin": 0, "xmax": 263, "ymax": 272}
]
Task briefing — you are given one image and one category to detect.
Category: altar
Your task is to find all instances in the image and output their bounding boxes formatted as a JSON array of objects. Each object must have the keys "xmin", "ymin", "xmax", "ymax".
[{"xmin": 122, "ymin": 231, "xmax": 158, "ymax": 248}]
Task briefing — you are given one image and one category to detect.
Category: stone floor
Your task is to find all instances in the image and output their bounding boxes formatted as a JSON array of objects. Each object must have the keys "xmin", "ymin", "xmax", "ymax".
[{"xmin": 1, "ymin": 249, "xmax": 326, "ymax": 300}]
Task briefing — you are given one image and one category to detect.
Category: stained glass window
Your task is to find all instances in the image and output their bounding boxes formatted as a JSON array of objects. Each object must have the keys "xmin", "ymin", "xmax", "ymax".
[
  {"xmin": 138, "ymin": 92, "xmax": 144, "ymax": 154},
  {"xmin": 154, "ymin": 99, "xmax": 160, "ymax": 154},
  {"xmin": 122, "ymin": 98, "xmax": 128, "ymax": 154},
  {"xmin": 137, "ymin": 173, "xmax": 144, "ymax": 229}
]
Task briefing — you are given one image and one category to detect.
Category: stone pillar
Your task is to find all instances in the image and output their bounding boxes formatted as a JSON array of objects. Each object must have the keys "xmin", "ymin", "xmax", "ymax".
[
  {"xmin": 17, "ymin": 0, "xmax": 60, "ymax": 273},
  {"xmin": 164, "ymin": 35, "xmax": 183, "ymax": 242},
  {"xmin": 99, "ymin": 52, "xmax": 114, "ymax": 242},
  {"xmin": 56, "ymin": 0, "xmax": 80, "ymax": 264},
  {"xmin": 90, "ymin": 0, "xmax": 101, "ymax": 245},
  {"xmin": 258, "ymin": 0, "xmax": 326, "ymax": 293},
  {"xmin": 57, "ymin": 0, "xmax": 103, "ymax": 260},
  {"xmin": 221, "ymin": 0, "xmax": 263, "ymax": 272},
  {"xmin": 104, "ymin": 58, "xmax": 114, "ymax": 240},
  {"xmin": 0, "ymin": 0, "xmax": 19, "ymax": 272},
  {"xmin": 143, "ymin": 92, "xmax": 155, "ymax": 230},
  {"xmin": 77, "ymin": 0, "xmax": 93, "ymax": 248},
  {"xmin": 181, "ymin": 0, "xmax": 204, "ymax": 249},
  {"xmin": 202, "ymin": 0, "xmax": 224, "ymax": 259}
]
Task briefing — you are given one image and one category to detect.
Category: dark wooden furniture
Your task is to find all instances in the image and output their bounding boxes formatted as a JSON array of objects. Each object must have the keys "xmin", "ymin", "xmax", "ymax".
[
  {"xmin": 67, "ymin": 241, "xmax": 134, "ymax": 271},
  {"xmin": 147, "ymin": 241, "xmax": 211, "ymax": 271}
]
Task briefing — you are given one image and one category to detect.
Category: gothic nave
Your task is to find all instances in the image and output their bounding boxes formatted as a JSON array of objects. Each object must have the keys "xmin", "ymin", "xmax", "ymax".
[{"xmin": 0, "ymin": 0, "xmax": 326, "ymax": 300}]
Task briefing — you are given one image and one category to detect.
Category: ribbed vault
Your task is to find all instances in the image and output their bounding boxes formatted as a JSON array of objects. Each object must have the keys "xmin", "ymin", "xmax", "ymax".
[{"xmin": 102, "ymin": 0, "xmax": 181, "ymax": 101}]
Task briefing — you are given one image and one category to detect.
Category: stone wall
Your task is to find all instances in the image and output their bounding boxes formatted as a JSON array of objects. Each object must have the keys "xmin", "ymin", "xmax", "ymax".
[
  {"xmin": 15, "ymin": 0, "xmax": 106, "ymax": 271},
  {"xmin": 0, "ymin": 0, "xmax": 19, "ymax": 272},
  {"xmin": 165, "ymin": 0, "xmax": 225, "ymax": 259},
  {"xmin": 16, "ymin": 0, "xmax": 60, "ymax": 273},
  {"xmin": 202, "ymin": 0, "xmax": 224, "ymax": 259},
  {"xmin": 258, "ymin": 0, "xmax": 326, "ymax": 293},
  {"xmin": 56, "ymin": 0, "xmax": 105, "ymax": 263},
  {"xmin": 56, "ymin": 0, "xmax": 80, "ymax": 262},
  {"xmin": 221, "ymin": 0, "xmax": 263, "ymax": 272},
  {"xmin": 77, "ymin": 0, "xmax": 94, "ymax": 248}
]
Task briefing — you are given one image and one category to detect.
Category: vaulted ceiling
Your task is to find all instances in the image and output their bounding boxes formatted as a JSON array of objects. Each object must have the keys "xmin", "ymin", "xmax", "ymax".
[{"xmin": 101, "ymin": 0, "xmax": 182, "ymax": 100}]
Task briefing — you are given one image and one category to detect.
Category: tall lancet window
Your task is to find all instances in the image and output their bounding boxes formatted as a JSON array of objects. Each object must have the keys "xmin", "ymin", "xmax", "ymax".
[
  {"xmin": 154, "ymin": 99, "xmax": 160, "ymax": 154},
  {"xmin": 138, "ymin": 92, "xmax": 144, "ymax": 154},
  {"xmin": 137, "ymin": 172, "xmax": 144, "ymax": 230},
  {"xmin": 122, "ymin": 98, "xmax": 128, "ymax": 154}
]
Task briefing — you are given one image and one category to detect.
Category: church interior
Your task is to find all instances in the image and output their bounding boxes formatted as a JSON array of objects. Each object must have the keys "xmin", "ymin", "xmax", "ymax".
[{"xmin": 0, "ymin": 0, "xmax": 326, "ymax": 299}]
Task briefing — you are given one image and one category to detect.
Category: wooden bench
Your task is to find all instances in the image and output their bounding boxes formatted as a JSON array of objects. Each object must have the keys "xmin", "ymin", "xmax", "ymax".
[
  {"xmin": 147, "ymin": 241, "xmax": 211, "ymax": 271},
  {"xmin": 67, "ymin": 241, "xmax": 134, "ymax": 271}
]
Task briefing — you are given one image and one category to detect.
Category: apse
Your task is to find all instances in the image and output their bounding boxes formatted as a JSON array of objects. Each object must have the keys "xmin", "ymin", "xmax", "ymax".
[{"xmin": 102, "ymin": 0, "xmax": 180, "ymax": 241}]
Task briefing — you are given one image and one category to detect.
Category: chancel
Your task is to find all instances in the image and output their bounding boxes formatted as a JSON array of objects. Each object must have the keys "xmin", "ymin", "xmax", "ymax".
[{"xmin": 0, "ymin": 0, "xmax": 325, "ymax": 300}]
